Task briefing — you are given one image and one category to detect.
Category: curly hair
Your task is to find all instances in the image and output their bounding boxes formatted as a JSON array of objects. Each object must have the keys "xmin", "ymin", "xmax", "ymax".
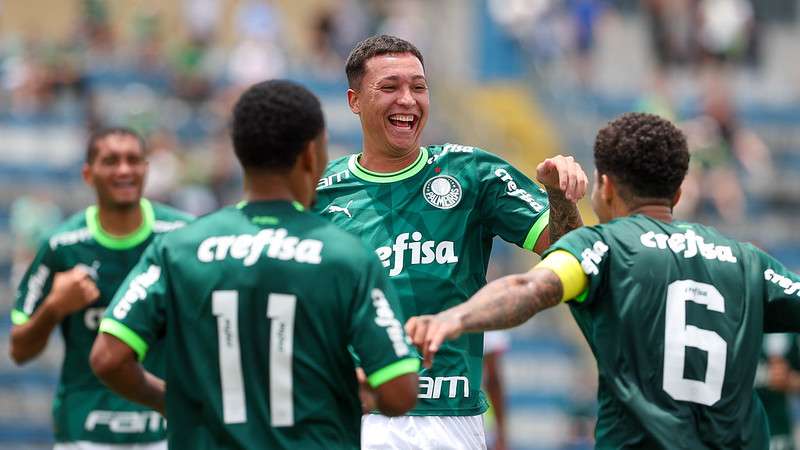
[
  {"xmin": 231, "ymin": 79, "xmax": 325, "ymax": 170},
  {"xmin": 345, "ymin": 35, "xmax": 424, "ymax": 90},
  {"xmin": 594, "ymin": 113, "xmax": 689, "ymax": 200}
]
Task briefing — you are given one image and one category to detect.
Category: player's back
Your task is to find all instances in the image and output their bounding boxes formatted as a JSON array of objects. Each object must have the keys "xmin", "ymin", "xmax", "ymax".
[
  {"xmin": 154, "ymin": 201, "xmax": 390, "ymax": 449},
  {"xmin": 550, "ymin": 215, "xmax": 793, "ymax": 449}
]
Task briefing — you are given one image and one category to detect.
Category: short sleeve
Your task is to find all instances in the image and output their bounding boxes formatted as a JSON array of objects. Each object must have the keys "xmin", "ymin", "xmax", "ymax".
[
  {"xmin": 99, "ymin": 240, "xmax": 170, "ymax": 361},
  {"xmin": 348, "ymin": 256, "xmax": 419, "ymax": 388},
  {"xmin": 754, "ymin": 246, "xmax": 800, "ymax": 333},
  {"xmin": 475, "ymin": 149, "xmax": 550, "ymax": 251},
  {"xmin": 543, "ymin": 226, "xmax": 610, "ymax": 306},
  {"xmin": 11, "ymin": 240, "xmax": 58, "ymax": 325}
]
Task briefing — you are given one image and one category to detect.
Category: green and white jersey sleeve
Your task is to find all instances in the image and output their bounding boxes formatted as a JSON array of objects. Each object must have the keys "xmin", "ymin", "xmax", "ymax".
[
  {"xmin": 754, "ymin": 246, "xmax": 800, "ymax": 333},
  {"xmin": 473, "ymin": 149, "xmax": 550, "ymax": 250},
  {"xmin": 12, "ymin": 239, "xmax": 57, "ymax": 325},
  {"xmin": 348, "ymin": 256, "xmax": 419, "ymax": 388},
  {"xmin": 99, "ymin": 240, "xmax": 168, "ymax": 361}
]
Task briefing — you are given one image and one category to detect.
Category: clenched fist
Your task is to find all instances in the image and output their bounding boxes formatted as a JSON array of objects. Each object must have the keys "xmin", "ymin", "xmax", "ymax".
[{"xmin": 46, "ymin": 267, "xmax": 100, "ymax": 319}]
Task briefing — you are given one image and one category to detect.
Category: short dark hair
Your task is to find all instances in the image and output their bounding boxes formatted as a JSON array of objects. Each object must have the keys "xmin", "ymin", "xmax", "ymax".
[
  {"xmin": 86, "ymin": 127, "xmax": 146, "ymax": 163},
  {"xmin": 231, "ymin": 79, "xmax": 325, "ymax": 170},
  {"xmin": 345, "ymin": 35, "xmax": 424, "ymax": 90},
  {"xmin": 594, "ymin": 113, "xmax": 689, "ymax": 200}
]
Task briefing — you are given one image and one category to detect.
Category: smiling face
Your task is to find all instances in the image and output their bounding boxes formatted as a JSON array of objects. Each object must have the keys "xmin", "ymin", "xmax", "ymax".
[
  {"xmin": 348, "ymin": 52, "xmax": 429, "ymax": 157},
  {"xmin": 83, "ymin": 134, "xmax": 148, "ymax": 210}
]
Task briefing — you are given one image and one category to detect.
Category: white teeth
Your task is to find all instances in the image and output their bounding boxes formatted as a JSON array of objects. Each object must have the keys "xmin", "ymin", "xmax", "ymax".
[{"xmin": 390, "ymin": 114, "xmax": 414, "ymax": 122}]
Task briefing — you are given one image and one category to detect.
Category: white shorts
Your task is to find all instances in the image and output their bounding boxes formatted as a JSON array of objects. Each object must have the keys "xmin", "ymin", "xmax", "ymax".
[
  {"xmin": 54, "ymin": 441, "xmax": 166, "ymax": 450},
  {"xmin": 361, "ymin": 414, "xmax": 486, "ymax": 450}
]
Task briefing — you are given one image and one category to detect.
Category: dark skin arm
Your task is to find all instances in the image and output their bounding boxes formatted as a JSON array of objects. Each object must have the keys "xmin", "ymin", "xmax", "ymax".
[
  {"xmin": 532, "ymin": 156, "xmax": 586, "ymax": 254},
  {"xmin": 406, "ymin": 268, "xmax": 564, "ymax": 367},
  {"xmin": 356, "ymin": 368, "xmax": 418, "ymax": 416},
  {"xmin": 10, "ymin": 267, "xmax": 99, "ymax": 364},
  {"xmin": 90, "ymin": 333, "xmax": 166, "ymax": 415}
]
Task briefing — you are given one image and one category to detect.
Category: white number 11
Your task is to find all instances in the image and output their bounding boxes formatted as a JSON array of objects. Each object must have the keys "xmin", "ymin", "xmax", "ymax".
[{"xmin": 212, "ymin": 290, "xmax": 297, "ymax": 426}]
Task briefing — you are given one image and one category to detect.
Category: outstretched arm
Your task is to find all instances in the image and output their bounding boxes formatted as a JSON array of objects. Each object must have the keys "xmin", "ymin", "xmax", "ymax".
[
  {"xmin": 533, "ymin": 156, "xmax": 586, "ymax": 254},
  {"xmin": 406, "ymin": 268, "xmax": 564, "ymax": 367}
]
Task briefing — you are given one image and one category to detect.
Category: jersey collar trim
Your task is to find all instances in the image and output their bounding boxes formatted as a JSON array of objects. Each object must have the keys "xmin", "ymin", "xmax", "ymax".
[
  {"xmin": 86, "ymin": 198, "xmax": 155, "ymax": 250},
  {"xmin": 348, "ymin": 147, "xmax": 429, "ymax": 183}
]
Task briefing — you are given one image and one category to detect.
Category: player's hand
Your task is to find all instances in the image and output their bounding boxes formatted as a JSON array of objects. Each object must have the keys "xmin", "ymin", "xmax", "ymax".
[
  {"xmin": 536, "ymin": 155, "xmax": 588, "ymax": 202},
  {"xmin": 46, "ymin": 267, "xmax": 100, "ymax": 319},
  {"xmin": 405, "ymin": 312, "xmax": 464, "ymax": 369},
  {"xmin": 356, "ymin": 368, "xmax": 377, "ymax": 413}
]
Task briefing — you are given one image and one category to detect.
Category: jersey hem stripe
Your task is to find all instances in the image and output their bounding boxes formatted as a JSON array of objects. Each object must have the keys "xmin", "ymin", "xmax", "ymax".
[
  {"xmin": 86, "ymin": 199, "xmax": 155, "ymax": 250},
  {"xmin": 367, "ymin": 358, "xmax": 420, "ymax": 388},
  {"xmin": 99, "ymin": 318, "xmax": 149, "ymax": 361},
  {"xmin": 523, "ymin": 209, "xmax": 550, "ymax": 251},
  {"xmin": 348, "ymin": 147, "xmax": 429, "ymax": 183},
  {"xmin": 10, "ymin": 309, "xmax": 30, "ymax": 325}
]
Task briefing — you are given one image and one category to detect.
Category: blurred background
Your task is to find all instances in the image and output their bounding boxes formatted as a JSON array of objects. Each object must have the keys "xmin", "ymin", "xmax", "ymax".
[{"xmin": 1, "ymin": 0, "xmax": 799, "ymax": 449}]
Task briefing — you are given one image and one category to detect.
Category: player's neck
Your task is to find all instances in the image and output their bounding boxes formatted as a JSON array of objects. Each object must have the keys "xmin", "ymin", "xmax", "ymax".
[
  {"xmin": 359, "ymin": 144, "xmax": 420, "ymax": 173},
  {"xmin": 243, "ymin": 173, "xmax": 307, "ymax": 207},
  {"xmin": 626, "ymin": 204, "xmax": 673, "ymax": 223},
  {"xmin": 97, "ymin": 202, "xmax": 144, "ymax": 236}
]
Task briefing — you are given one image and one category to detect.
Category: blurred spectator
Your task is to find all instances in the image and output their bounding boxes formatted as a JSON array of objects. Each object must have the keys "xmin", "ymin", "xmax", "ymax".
[
  {"xmin": 484, "ymin": 331, "xmax": 510, "ymax": 450},
  {"xmin": 227, "ymin": 0, "xmax": 286, "ymax": 88},
  {"xmin": 9, "ymin": 192, "xmax": 63, "ymax": 290},
  {"xmin": 643, "ymin": 0, "xmax": 695, "ymax": 68},
  {"xmin": 143, "ymin": 130, "xmax": 183, "ymax": 203},
  {"xmin": 567, "ymin": 0, "xmax": 609, "ymax": 87},
  {"xmin": 755, "ymin": 334, "xmax": 800, "ymax": 450},
  {"xmin": 675, "ymin": 76, "xmax": 771, "ymax": 222},
  {"xmin": 696, "ymin": 0, "xmax": 756, "ymax": 65}
]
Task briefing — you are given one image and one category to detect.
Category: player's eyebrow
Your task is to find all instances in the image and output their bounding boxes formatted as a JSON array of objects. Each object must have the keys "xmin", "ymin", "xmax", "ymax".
[{"xmin": 377, "ymin": 75, "xmax": 427, "ymax": 83}]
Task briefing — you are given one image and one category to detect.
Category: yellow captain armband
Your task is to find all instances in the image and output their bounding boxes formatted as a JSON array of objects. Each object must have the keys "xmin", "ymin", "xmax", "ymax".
[{"xmin": 534, "ymin": 250, "xmax": 589, "ymax": 303}]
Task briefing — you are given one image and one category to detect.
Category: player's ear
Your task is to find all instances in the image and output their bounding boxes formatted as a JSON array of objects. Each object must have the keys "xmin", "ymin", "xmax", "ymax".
[
  {"xmin": 600, "ymin": 173, "xmax": 614, "ymax": 203},
  {"xmin": 347, "ymin": 89, "xmax": 360, "ymax": 114},
  {"xmin": 81, "ymin": 163, "xmax": 94, "ymax": 187}
]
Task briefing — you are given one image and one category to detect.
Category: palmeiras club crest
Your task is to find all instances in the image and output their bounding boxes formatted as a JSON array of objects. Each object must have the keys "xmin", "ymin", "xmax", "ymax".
[{"xmin": 423, "ymin": 175, "xmax": 462, "ymax": 209}]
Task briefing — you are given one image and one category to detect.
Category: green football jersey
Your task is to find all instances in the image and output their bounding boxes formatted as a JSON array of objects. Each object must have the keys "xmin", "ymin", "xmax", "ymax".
[
  {"xmin": 11, "ymin": 199, "xmax": 191, "ymax": 444},
  {"xmin": 99, "ymin": 200, "xmax": 419, "ymax": 450},
  {"xmin": 755, "ymin": 334, "xmax": 800, "ymax": 450},
  {"xmin": 314, "ymin": 144, "xmax": 550, "ymax": 416},
  {"xmin": 545, "ymin": 215, "xmax": 800, "ymax": 449}
]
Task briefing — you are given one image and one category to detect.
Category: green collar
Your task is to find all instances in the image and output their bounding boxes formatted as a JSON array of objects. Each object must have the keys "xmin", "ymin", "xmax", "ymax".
[
  {"xmin": 236, "ymin": 200, "xmax": 305, "ymax": 212},
  {"xmin": 86, "ymin": 199, "xmax": 155, "ymax": 250},
  {"xmin": 348, "ymin": 147, "xmax": 429, "ymax": 183}
]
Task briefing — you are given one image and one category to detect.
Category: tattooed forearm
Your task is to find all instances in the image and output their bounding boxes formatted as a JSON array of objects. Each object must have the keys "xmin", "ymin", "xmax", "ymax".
[
  {"xmin": 546, "ymin": 189, "xmax": 583, "ymax": 246},
  {"xmin": 455, "ymin": 269, "xmax": 564, "ymax": 333}
]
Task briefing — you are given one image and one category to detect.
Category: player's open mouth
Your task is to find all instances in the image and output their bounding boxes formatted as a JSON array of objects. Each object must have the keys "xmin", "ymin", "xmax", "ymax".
[{"xmin": 388, "ymin": 114, "xmax": 416, "ymax": 130}]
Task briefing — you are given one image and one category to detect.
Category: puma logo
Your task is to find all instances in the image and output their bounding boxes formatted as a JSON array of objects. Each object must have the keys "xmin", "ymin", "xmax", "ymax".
[{"xmin": 327, "ymin": 201, "xmax": 353, "ymax": 218}]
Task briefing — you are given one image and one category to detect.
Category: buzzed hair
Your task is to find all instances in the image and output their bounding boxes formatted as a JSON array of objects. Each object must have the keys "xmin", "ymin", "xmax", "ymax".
[
  {"xmin": 345, "ymin": 35, "xmax": 424, "ymax": 90},
  {"xmin": 594, "ymin": 113, "xmax": 690, "ymax": 201},
  {"xmin": 86, "ymin": 127, "xmax": 146, "ymax": 163}
]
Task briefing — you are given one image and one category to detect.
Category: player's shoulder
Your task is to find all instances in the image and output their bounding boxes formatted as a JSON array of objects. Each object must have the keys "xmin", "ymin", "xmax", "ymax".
[
  {"xmin": 306, "ymin": 217, "xmax": 378, "ymax": 266},
  {"xmin": 317, "ymin": 154, "xmax": 357, "ymax": 192},
  {"xmin": 45, "ymin": 208, "xmax": 92, "ymax": 251},
  {"xmin": 149, "ymin": 200, "xmax": 194, "ymax": 230},
  {"xmin": 425, "ymin": 143, "xmax": 488, "ymax": 165},
  {"xmin": 156, "ymin": 204, "xmax": 237, "ymax": 243}
]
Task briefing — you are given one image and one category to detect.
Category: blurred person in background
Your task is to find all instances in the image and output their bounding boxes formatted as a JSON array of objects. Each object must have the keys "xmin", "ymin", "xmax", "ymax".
[
  {"xmin": 675, "ymin": 77, "xmax": 771, "ymax": 223},
  {"xmin": 408, "ymin": 112, "xmax": 800, "ymax": 449},
  {"xmin": 9, "ymin": 190, "xmax": 63, "ymax": 290},
  {"xmin": 755, "ymin": 334, "xmax": 800, "ymax": 450},
  {"xmin": 315, "ymin": 34, "xmax": 586, "ymax": 449},
  {"xmin": 483, "ymin": 330, "xmax": 510, "ymax": 450},
  {"xmin": 8, "ymin": 128, "xmax": 192, "ymax": 450}
]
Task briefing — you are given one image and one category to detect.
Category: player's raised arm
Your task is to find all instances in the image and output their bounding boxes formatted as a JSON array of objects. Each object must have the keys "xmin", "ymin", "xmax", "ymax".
[
  {"xmin": 532, "ymin": 155, "xmax": 587, "ymax": 254},
  {"xmin": 406, "ymin": 250, "xmax": 588, "ymax": 367}
]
